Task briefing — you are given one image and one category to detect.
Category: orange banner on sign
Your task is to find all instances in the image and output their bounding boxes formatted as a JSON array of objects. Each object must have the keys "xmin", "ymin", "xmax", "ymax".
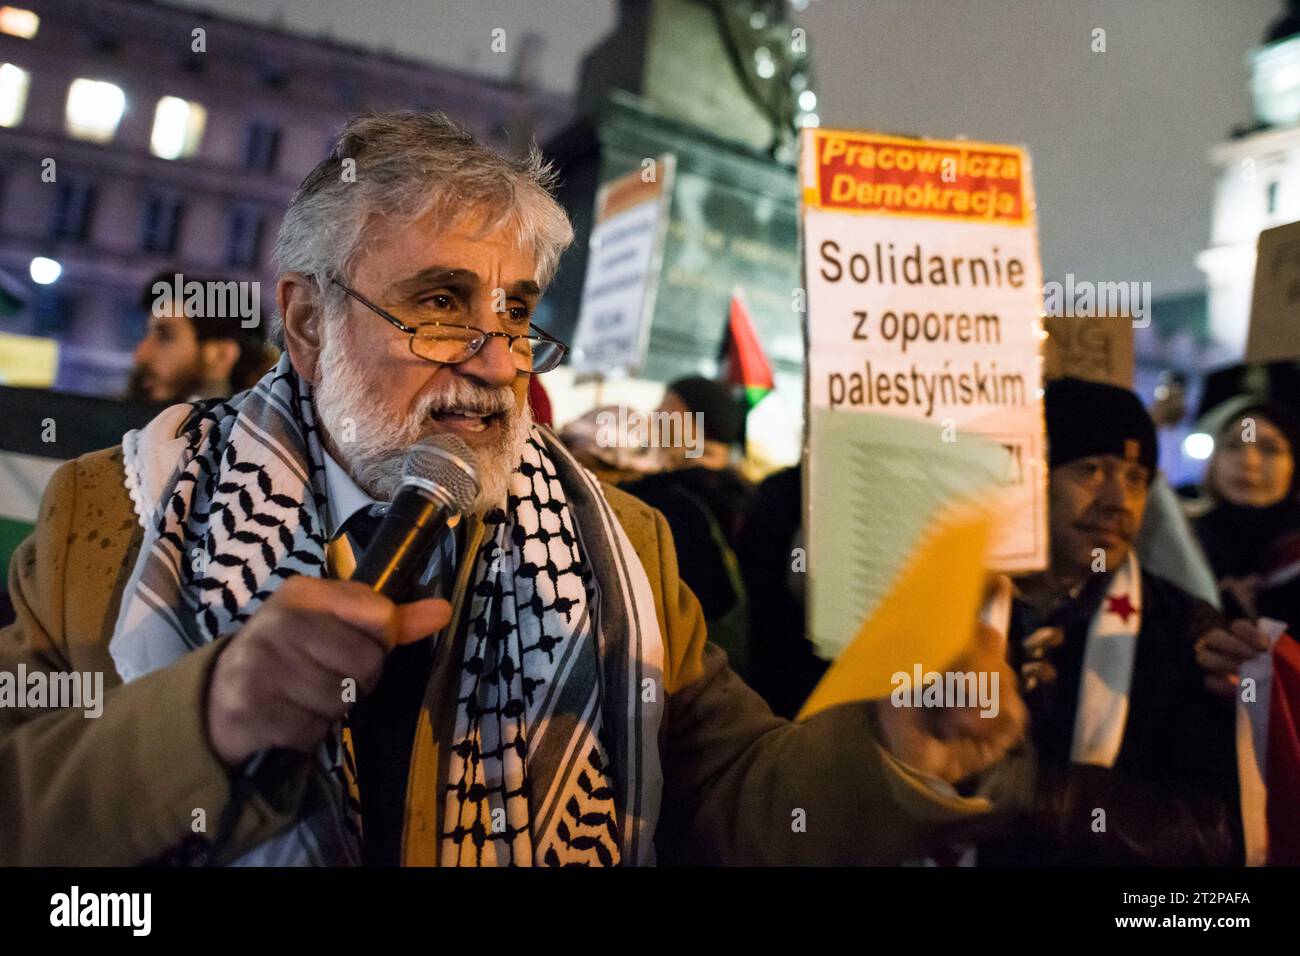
[{"xmin": 803, "ymin": 129, "xmax": 1030, "ymax": 226}]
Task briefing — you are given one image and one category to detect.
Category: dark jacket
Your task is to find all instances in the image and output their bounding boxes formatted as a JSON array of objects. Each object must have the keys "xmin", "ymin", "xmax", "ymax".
[
  {"xmin": 621, "ymin": 466, "xmax": 753, "ymax": 679},
  {"xmin": 736, "ymin": 465, "xmax": 828, "ymax": 719},
  {"xmin": 985, "ymin": 568, "xmax": 1243, "ymax": 865},
  {"xmin": 1196, "ymin": 501, "xmax": 1300, "ymax": 630}
]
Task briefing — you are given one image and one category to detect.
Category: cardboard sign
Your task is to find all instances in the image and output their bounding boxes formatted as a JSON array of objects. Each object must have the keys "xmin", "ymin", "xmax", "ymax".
[
  {"xmin": 1042, "ymin": 314, "xmax": 1134, "ymax": 387},
  {"xmin": 800, "ymin": 128, "xmax": 1048, "ymax": 657},
  {"xmin": 570, "ymin": 155, "xmax": 676, "ymax": 375},
  {"xmin": 1246, "ymin": 219, "xmax": 1300, "ymax": 363}
]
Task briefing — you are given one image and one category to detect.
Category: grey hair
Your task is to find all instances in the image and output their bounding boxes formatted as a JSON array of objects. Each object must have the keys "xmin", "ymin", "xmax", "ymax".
[{"xmin": 271, "ymin": 110, "xmax": 574, "ymax": 342}]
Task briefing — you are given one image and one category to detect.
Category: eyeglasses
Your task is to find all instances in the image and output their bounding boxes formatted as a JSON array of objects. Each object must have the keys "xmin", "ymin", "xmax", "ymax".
[{"xmin": 330, "ymin": 278, "xmax": 568, "ymax": 374}]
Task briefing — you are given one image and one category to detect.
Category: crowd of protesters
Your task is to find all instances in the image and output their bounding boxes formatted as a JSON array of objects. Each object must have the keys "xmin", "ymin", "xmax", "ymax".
[
  {"xmin": 2, "ymin": 110, "xmax": 1289, "ymax": 868},
  {"xmin": 563, "ymin": 363, "xmax": 1300, "ymax": 867},
  {"xmin": 119, "ymin": 254, "xmax": 1300, "ymax": 866}
]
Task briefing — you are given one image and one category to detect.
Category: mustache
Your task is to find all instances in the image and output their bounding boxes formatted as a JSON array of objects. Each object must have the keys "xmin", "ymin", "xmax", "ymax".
[
  {"xmin": 1076, "ymin": 515, "xmax": 1134, "ymax": 537},
  {"xmin": 420, "ymin": 382, "xmax": 515, "ymax": 418}
]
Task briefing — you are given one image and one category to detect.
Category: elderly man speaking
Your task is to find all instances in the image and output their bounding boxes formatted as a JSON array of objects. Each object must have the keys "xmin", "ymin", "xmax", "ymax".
[{"xmin": 0, "ymin": 112, "xmax": 1024, "ymax": 866}]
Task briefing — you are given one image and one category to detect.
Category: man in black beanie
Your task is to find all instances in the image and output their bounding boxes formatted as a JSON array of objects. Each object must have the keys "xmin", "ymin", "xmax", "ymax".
[{"xmin": 978, "ymin": 377, "xmax": 1243, "ymax": 864}]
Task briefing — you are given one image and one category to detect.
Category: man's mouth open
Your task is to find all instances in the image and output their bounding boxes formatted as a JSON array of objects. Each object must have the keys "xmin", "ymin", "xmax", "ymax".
[{"xmin": 430, "ymin": 408, "xmax": 507, "ymax": 436}]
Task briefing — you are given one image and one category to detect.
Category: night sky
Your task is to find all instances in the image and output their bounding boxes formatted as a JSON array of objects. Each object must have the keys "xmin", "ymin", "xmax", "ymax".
[{"xmin": 165, "ymin": 0, "xmax": 1282, "ymax": 299}]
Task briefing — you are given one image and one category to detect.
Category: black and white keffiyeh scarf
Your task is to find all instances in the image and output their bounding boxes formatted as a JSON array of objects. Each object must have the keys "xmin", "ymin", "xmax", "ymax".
[
  {"xmin": 109, "ymin": 354, "xmax": 664, "ymax": 866},
  {"xmin": 442, "ymin": 432, "xmax": 621, "ymax": 865}
]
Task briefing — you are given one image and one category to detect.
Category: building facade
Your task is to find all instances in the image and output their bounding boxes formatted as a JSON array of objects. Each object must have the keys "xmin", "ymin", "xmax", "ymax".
[
  {"xmin": 0, "ymin": 0, "xmax": 568, "ymax": 395},
  {"xmin": 1198, "ymin": 8, "xmax": 1300, "ymax": 357}
]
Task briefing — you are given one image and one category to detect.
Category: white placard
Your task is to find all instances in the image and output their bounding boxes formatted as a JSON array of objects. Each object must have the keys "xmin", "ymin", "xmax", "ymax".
[
  {"xmin": 570, "ymin": 156, "xmax": 675, "ymax": 376},
  {"xmin": 801, "ymin": 129, "xmax": 1047, "ymax": 572}
]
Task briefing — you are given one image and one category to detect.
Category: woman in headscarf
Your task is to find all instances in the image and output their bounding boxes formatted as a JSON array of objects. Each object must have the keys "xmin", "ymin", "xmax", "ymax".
[
  {"xmin": 1194, "ymin": 397, "xmax": 1300, "ymax": 625},
  {"xmin": 1192, "ymin": 395, "xmax": 1300, "ymax": 864}
]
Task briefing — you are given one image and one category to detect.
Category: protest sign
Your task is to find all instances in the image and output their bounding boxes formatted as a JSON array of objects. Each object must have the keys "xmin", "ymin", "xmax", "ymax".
[
  {"xmin": 1246, "ymin": 219, "xmax": 1300, "ymax": 363},
  {"xmin": 570, "ymin": 155, "xmax": 676, "ymax": 376},
  {"xmin": 0, "ymin": 331, "xmax": 57, "ymax": 387},
  {"xmin": 1042, "ymin": 313, "xmax": 1134, "ymax": 387},
  {"xmin": 801, "ymin": 128, "xmax": 1047, "ymax": 660}
]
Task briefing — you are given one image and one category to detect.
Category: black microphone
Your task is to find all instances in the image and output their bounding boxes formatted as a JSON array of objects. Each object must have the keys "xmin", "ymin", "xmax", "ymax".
[
  {"xmin": 350, "ymin": 435, "xmax": 480, "ymax": 599},
  {"xmin": 207, "ymin": 435, "xmax": 478, "ymax": 864}
]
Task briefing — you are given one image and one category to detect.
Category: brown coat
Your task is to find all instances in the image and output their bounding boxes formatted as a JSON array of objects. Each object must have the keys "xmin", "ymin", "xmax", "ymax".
[{"xmin": 1, "ymin": 446, "xmax": 1001, "ymax": 865}]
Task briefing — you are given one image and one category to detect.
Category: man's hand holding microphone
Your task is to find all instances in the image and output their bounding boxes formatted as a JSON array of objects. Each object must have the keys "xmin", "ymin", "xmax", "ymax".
[
  {"xmin": 206, "ymin": 434, "xmax": 478, "ymax": 769},
  {"xmin": 206, "ymin": 577, "xmax": 450, "ymax": 767}
]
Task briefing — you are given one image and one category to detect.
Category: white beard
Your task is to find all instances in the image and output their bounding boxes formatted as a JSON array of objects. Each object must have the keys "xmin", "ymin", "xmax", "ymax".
[{"xmin": 311, "ymin": 332, "xmax": 532, "ymax": 515}]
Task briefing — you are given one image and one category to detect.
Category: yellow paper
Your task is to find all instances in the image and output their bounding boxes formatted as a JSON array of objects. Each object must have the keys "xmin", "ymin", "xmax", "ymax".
[{"xmin": 797, "ymin": 506, "xmax": 991, "ymax": 721}]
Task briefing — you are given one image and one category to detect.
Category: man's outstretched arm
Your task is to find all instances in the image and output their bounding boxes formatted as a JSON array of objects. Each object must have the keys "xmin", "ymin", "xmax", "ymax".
[{"xmin": 650, "ymin": 509, "xmax": 1028, "ymax": 865}]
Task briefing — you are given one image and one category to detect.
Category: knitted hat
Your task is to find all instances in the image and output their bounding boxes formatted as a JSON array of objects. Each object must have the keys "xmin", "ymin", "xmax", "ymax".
[{"xmin": 1044, "ymin": 377, "xmax": 1157, "ymax": 481}]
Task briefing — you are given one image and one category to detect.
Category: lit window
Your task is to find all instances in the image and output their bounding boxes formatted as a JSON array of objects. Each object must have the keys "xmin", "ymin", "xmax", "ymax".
[
  {"xmin": 0, "ymin": 62, "xmax": 28, "ymax": 127},
  {"xmin": 150, "ymin": 96, "xmax": 206, "ymax": 160},
  {"xmin": 65, "ymin": 78, "xmax": 126, "ymax": 143},
  {"xmin": 0, "ymin": 7, "xmax": 39, "ymax": 39},
  {"xmin": 1184, "ymin": 432, "xmax": 1214, "ymax": 461}
]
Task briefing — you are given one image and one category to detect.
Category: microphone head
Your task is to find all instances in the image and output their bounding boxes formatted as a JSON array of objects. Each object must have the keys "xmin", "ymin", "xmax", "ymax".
[{"xmin": 401, "ymin": 434, "xmax": 480, "ymax": 513}]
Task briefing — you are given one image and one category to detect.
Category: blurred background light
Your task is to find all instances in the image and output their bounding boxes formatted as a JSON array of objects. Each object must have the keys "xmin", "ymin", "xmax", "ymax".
[
  {"xmin": 150, "ymin": 95, "xmax": 207, "ymax": 160},
  {"xmin": 0, "ymin": 62, "xmax": 29, "ymax": 127},
  {"xmin": 0, "ymin": 6, "xmax": 39, "ymax": 39},
  {"xmin": 29, "ymin": 257, "xmax": 61, "ymax": 285},
  {"xmin": 1183, "ymin": 432, "xmax": 1215, "ymax": 460},
  {"xmin": 65, "ymin": 78, "xmax": 125, "ymax": 143}
]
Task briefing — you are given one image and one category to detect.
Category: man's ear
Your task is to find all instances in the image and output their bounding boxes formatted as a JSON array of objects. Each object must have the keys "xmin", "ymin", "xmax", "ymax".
[
  {"xmin": 199, "ymin": 339, "xmax": 240, "ymax": 385},
  {"xmin": 278, "ymin": 272, "xmax": 326, "ymax": 382}
]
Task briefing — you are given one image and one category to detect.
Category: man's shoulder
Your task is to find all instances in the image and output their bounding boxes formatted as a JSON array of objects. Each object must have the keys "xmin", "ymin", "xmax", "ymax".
[
  {"xmin": 48, "ymin": 445, "xmax": 129, "ymax": 505},
  {"xmin": 67, "ymin": 444, "xmax": 128, "ymax": 485},
  {"xmin": 41, "ymin": 445, "xmax": 135, "ymax": 542},
  {"xmin": 599, "ymin": 481, "xmax": 664, "ymax": 553},
  {"xmin": 16, "ymin": 444, "xmax": 139, "ymax": 657}
]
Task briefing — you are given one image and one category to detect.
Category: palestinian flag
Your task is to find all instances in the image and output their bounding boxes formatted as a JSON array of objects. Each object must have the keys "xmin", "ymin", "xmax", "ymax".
[
  {"xmin": 0, "ymin": 388, "xmax": 156, "ymax": 578},
  {"xmin": 0, "ymin": 266, "xmax": 26, "ymax": 317},
  {"xmin": 721, "ymin": 289, "xmax": 774, "ymax": 409}
]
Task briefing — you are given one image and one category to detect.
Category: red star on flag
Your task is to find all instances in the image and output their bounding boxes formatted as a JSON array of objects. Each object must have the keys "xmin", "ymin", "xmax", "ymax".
[{"xmin": 1106, "ymin": 594, "xmax": 1137, "ymax": 623}]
